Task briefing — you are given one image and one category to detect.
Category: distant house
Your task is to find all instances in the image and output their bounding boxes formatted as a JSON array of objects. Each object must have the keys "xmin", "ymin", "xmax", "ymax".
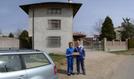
[
  {"xmin": 20, "ymin": 2, "xmax": 82, "ymax": 53},
  {"xmin": 73, "ymin": 32, "xmax": 86, "ymax": 46},
  {"xmin": 114, "ymin": 26, "xmax": 124, "ymax": 40}
]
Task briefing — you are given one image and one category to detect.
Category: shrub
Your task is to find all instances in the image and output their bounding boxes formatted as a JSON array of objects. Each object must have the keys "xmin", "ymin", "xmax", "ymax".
[{"xmin": 128, "ymin": 39, "xmax": 134, "ymax": 49}]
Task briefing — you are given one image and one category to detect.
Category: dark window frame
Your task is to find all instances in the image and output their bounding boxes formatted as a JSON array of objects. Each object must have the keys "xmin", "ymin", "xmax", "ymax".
[
  {"xmin": 48, "ymin": 19, "xmax": 61, "ymax": 30},
  {"xmin": 47, "ymin": 8, "xmax": 62, "ymax": 15},
  {"xmin": 47, "ymin": 36, "xmax": 61, "ymax": 48}
]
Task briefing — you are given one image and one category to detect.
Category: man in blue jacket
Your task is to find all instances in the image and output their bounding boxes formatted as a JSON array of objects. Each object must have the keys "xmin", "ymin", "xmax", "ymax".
[
  {"xmin": 66, "ymin": 42, "xmax": 74, "ymax": 76},
  {"xmin": 74, "ymin": 40, "xmax": 86, "ymax": 75}
]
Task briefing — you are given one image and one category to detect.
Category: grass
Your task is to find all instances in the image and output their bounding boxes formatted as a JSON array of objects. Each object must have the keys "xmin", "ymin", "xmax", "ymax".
[
  {"xmin": 110, "ymin": 49, "xmax": 134, "ymax": 55},
  {"xmin": 49, "ymin": 53, "xmax": 66, "ymax": 66}
]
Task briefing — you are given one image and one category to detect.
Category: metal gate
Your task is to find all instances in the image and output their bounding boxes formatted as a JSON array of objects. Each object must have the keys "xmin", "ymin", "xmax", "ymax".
[{"xmin": 83, "ymin": 39, "xmax": 104, "ymax": 51}]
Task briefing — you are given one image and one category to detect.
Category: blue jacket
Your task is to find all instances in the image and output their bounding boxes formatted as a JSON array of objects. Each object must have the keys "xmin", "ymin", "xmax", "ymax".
[
  {"xmin": 66, "ymin": 47, "xmax": 74, "ymax": 57},
  {"xmin": 74, "ymin": 45, "xmax": 85, "ymax": 59}
]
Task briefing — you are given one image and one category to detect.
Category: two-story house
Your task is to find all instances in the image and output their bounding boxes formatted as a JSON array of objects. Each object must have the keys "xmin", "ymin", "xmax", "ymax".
[{"xmin": 20, "ymin": 1, "xmax": 82, "ymax": 53}]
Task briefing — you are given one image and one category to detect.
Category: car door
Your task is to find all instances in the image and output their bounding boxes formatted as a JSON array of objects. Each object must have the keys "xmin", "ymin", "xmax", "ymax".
[
  {"xmin": 21, "ymin": 53, "xmax": 55, "ymax": 79},
  {"xmin": 0, "ymin": 54, "xmax": 28, "ymax": 79}
]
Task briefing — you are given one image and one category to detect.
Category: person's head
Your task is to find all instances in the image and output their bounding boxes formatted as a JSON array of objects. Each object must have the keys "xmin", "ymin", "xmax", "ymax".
[
  {"xmin": 76, "ymin": 40, "xmax": 80, "ymax": 47},
  {"xmin": 68, "ymin": 42, "xmax": 73, "ymax": 48}
]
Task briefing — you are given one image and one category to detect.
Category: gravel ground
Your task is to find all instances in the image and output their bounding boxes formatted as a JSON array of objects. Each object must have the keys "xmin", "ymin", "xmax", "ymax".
[
  {"xmin": 111, "ymin": 56, "xmax": 134, "ymax": 79},
  {"xmin": 57, "ymin": 50, "xmax": 127, "ymax": 79}
]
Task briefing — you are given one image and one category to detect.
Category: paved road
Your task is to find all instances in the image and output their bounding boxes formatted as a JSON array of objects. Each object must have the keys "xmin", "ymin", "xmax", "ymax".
[{"xmin": 111, "ymin": 56, "xmax": 134, "ymax": 79}]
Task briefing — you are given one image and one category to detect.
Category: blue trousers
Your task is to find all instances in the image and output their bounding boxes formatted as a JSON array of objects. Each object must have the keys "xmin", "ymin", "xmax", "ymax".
[
  {"xmin": 67, "ymin": 56, "xmax": 73, "ymax": 74},
  {"xmin": 76, "ymin": 57, "xmax": 85, "ymax": 73}
]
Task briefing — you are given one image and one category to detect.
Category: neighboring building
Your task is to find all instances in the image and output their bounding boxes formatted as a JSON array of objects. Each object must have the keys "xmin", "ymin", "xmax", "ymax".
[
  {"xmin": 93, "ymin": 34, "xmax": 100, "ymax": 41},
  {"xmin": 20, "ymin": 2, "xmax": 82, "ymax": 53},
  {"xmin": 73, "ymin": 32, "xmax": 86, "ymax": 46},
  {"xmin": 0, "ymin": 37, "xmax": 19, "ymax": 49},
  {"xmin": 114, "ymin": 26, "xmax": 123, "ymax": 40}
]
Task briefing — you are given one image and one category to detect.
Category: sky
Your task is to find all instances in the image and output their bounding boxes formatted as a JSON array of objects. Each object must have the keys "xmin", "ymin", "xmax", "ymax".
[{"xmin": 0, "ymin": 0, "xmax": 134, "ymax": 36}]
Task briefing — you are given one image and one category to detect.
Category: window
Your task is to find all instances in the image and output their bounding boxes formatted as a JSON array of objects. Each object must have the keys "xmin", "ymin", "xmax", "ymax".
[
  {"xmin": 47, "ymin": 8, "xmax": 62, "ymax": 15},
  {"xmin": 0, "ymin": 55, "xmax": 22, "ymax": 72},
  {"xmin": 47, "ymin": 36, "xmax": 61, "ymax": 48},
  {"xmin": 22, "ymin": 53, "xmax": 50, "ymax": 69},
  {"xmin": 48, "ymin": 20, "xmax": 61, "ymax": 30}
]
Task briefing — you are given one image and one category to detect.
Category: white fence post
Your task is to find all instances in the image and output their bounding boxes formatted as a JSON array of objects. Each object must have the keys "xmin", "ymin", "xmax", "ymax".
[
  {"xmin": 104, "ymin": 38, "xmax": 107, "ymax": 51},
  {"xmin": 126, "ymin": 39, "xmax": 128, "ymax": 50}
]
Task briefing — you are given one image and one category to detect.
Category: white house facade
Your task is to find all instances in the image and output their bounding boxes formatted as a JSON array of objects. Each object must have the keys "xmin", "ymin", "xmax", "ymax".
[{"xmin": 20, "ymin": 2, "xmax": 82, "ymax": 53}]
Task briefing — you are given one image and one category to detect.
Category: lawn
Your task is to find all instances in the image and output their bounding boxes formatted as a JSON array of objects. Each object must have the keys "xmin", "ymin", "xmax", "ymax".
[{"xmin": 49, "ymin": 53, "xmax": 66, "ymax": 66}]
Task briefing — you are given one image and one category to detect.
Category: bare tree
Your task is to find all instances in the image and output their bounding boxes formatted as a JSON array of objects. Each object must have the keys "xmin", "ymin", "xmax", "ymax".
[
  {"xmin": 14, "ymin": 29, "xmax": 23, "ymax": 38},
  {"xmin": 93, "ymin": 19, "xmax": 104, "ymax": 34},
  {"xmin": 130, "ymin": 18, "xmax": 134, "ymax": 24}
]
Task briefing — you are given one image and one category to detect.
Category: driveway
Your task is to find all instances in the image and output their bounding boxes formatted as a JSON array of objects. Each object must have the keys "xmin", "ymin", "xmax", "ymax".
[
  {"xmin": 57, "ymin": 50, "xmax": 126, "ymax": 79},
  {"xmin": 110, "ymin": 56, "xmax": 134, "ymax": 79}
]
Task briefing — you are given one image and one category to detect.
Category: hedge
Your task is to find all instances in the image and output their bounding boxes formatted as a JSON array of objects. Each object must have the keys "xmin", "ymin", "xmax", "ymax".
[{"xmin": 128, "ymin": 39, "xmax": 134, "ymax": 49}]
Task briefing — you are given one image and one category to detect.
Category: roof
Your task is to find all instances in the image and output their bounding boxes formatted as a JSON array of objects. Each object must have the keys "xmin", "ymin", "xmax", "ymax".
[
  {"xmin": 20, "ymin": 2, "xmax": 82, "ymax": 16},
  {"xmin": 73, "ymin": 32, "xmax": 86, "ymax": 37}
]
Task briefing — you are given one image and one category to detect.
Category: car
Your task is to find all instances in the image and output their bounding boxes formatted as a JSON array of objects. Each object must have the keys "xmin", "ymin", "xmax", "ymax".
[{"xmin": 0, "ymin": 49, "xmax": 58, "ymax": 79}]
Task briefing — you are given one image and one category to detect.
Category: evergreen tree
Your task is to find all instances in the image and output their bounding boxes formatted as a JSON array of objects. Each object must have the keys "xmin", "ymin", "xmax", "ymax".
[
  {"xmin": 8, "ymin": 32, "xmax": 14, "ymax": 38},
  {"xmin": 100, "ymin": 16, "xmax": 116, "ymax": 41},
  {"xmin": 19, "ymin": 30, "xmax": 32, "ymax": 49}
]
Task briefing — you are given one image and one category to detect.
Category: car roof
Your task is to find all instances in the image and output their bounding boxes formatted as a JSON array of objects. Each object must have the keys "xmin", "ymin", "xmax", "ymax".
[{"xmin": 0, "ymin": 49, "xmax": 45, "ymax": 55}]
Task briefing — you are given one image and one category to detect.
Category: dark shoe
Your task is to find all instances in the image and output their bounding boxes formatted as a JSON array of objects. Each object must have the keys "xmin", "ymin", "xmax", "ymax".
[
  {"xmin": 83, "ymin": 72, "xmax": 86, "ymax": 75},
  {"xmin": 71, "ymin": 72, "xmax": 75, "ymax": 75},
  {"xmin": 77, "ymin": 72, "xmax": 80, "ymax": 75},
  {"xmin": 67, "ymin": 73, "xmax": 71, "ymax": 76}
]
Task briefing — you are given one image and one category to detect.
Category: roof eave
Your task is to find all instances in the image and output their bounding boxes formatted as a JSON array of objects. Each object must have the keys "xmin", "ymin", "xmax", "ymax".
[
  {"xmin": 20, "ymin": 2, "xmax": 82, "ymax": 16},
  {"xmin": 20, "ymin": 5, "xmax": 29, "ymax": 14}
]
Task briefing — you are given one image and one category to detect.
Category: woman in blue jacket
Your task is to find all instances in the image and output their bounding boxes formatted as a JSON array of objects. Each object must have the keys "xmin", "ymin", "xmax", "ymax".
[{"xmin": 66, "ymin": 42, "xmax": 74, "ymax": 76}]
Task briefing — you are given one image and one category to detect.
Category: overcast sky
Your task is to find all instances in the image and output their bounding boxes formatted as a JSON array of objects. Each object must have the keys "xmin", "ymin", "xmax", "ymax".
[{"xmin": 0, "ymin": 0, "xmax": 134, "ymax": 36}]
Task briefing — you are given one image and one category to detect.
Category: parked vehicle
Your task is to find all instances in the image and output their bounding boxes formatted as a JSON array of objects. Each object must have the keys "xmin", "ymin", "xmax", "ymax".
[{"xmin": 0, "ymin": 50, "xmax": 58, "ymax": 79}]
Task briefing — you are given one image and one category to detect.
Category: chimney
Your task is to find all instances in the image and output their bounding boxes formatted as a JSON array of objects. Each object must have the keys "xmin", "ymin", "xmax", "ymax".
[{"xmin": 68, "ymin": 0, "xmax": 72, "ymax": 3}]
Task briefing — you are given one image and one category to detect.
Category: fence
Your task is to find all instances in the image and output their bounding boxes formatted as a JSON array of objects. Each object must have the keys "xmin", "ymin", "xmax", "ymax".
[
  {"xmin": 0, "ymin": 37, "xmax": 19, "ymax": 49},
  {"xmin": 83, "ymin": 39, "xmax": 103, "ymax": 50},
  {"xmin": 104, "ymin": 38, "xmax": 128, "ymax": 52},
  {"xmin": 83, "ymin": 38, "xmax": 128, "ymax": 52}
]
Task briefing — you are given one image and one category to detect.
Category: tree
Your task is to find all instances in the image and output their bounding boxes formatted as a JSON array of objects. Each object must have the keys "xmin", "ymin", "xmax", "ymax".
[
  {"xmin": 99, "ymin": 16, "xmax": 116, "ymax": 41},
  {"xmin": 14, "ymin": 29, "xmax": 23, "ymax": 38},
  {"xmin": 19, "ymin": 30, "xmax": 32, "ymax": 49},
  {"xmin": 121, "ymin": 18, "xmax": 134, "ymax": 40},
  {"xmin": 94, "ymin": 19, "xmax": 104, "ymax": 34},
  {"xmin": 0, "ymin": 29, "xmax": 2, "ymax": 35},
  {"xmin": 8, "ymin": 32, "xmax": 14, "ymax": 38}
]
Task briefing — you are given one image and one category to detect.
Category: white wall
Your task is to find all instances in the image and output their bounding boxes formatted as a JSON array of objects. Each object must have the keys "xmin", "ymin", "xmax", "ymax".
[
  {"xmin": 0, "ymin": 37, "xmax": 19, "ymax": 49},
  {"xmin": 29, "ymin": 6, "xmax": 73, "ymax": 53},
  {"xmin": 104, "ymin": 38, "xmax": 128, "ymax": 52}
]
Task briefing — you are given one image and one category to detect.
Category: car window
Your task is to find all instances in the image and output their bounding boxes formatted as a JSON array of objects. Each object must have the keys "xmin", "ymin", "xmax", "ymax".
[
  {"xmin": 22, "ymin": 53, "xmax": 50, "ymax": 69},
  {"xmin": 0, "ymin": 55, "xmax": 22, "ymax": 72}
]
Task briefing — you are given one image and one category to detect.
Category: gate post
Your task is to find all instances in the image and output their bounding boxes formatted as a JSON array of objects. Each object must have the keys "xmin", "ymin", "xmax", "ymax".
[{"xmin": 104, "ymin": 38, "xmax": 107, "ymax": 51}]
